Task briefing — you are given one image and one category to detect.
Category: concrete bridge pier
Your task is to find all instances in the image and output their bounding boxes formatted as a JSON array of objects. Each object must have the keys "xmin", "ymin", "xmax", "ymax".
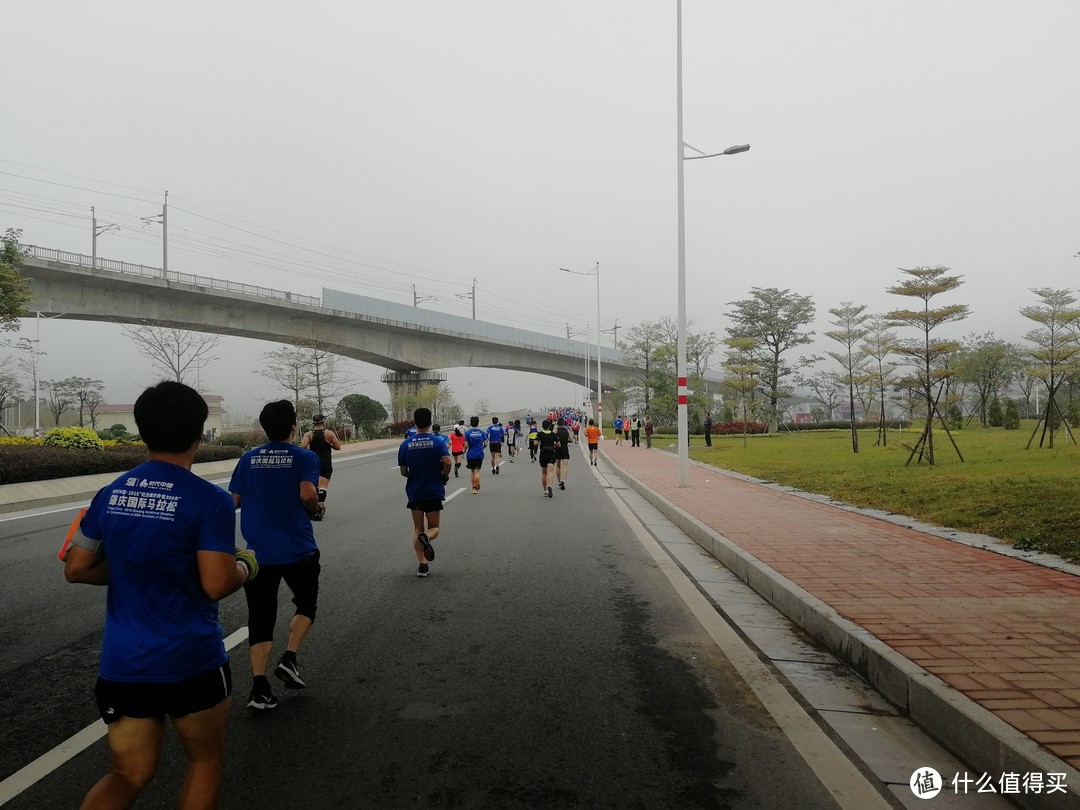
[{"xmin": 382, "ymin": 370, "xmax": 448, "ymax": 422}]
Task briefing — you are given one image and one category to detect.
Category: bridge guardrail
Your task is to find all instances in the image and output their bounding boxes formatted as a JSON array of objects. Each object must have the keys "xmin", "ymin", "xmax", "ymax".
[{"xmin": 24, "ymin": 245, "xmax": 322, "ymax": 308}]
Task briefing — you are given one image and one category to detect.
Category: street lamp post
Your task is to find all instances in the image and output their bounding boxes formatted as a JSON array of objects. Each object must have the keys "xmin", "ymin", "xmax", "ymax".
[
  {"xmin": 567, "ymin": 323, "xmax": 591, "ymax": 406},
  {"xmin": 559, "ymin": 263, "xmax": 601, "ymax": 430},
  {"xmin": 676, "ymin": 0, "xmax": 749, "ymax": 486}
]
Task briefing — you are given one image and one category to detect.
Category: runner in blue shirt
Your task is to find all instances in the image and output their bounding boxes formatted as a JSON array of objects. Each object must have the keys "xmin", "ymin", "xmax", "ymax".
[
  {"xmin": 464, "ymin": 415, "xmax": 488, "ymax": 494},
  {"xmin": 487, "ymin": 417, "xmax": 505, "ymax": 474},
  {"xmin": 432, "ymin": 423, "xmax": 451, "ymax": 455},
  {"xmin": 65, "ymin": 381, "xmax": 256, "ymax": 809},
  {"xmin": 230, "ymin": 399, "xmax": 323, "ymax": 709},
  {"xmin": 399, "ymin": 407, "xmax": 452, "ymax": 577}
]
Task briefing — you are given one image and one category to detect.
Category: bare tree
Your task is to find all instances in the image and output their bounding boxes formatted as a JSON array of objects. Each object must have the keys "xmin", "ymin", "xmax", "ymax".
[
  {"xmin": 885, "ymin": 266, "xmax": 970, "ymax": 466},
  {"xmin": 122, "ymin": 324, "xmax": 221, "ymax": 384},
  {"xmin": 292, "ymin": 335, "xmax": 354, "ymax": 416},
  {"xmin": 257, "ymin": 343, "xmax": 313, "ymax": 408},
  {"xmin": 824, "ymin": 302, "xmax": 871, "ymax": 452},
  {"xmin": 67, "ymin": 376, "xmax": 106, "ymax": 427},
  {"xmin": 84, "ymin": 388, "xmax": 105, "ymax": 430},
  {"xmin": 799, "ymin": 370, "xmax": 845, "ymax": 422},
  {"xmin": 43, "ymin": 378, "xmax": 78, "ymax": 427}
]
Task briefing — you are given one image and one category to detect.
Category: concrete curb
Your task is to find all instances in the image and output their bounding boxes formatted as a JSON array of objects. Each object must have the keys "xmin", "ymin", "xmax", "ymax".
[{"xmin": 604, "ymin": 452, "xmax": 1080, "ymax": 810}]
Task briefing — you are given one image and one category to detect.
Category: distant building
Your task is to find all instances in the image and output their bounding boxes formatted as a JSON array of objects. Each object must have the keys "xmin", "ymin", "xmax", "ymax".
[{"xmin": 96, "ymin": 393, "xmax": 228, "ymax": 440}]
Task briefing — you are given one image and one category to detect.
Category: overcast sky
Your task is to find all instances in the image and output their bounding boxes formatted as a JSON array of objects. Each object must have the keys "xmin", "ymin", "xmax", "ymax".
[{"xmin": 3, "ymin": 1, "xmax": 1078, "ymax": 424}]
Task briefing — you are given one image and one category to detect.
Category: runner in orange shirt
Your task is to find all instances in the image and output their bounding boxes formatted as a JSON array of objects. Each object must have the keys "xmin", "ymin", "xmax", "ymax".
[{"xmin": 583, "ymin": 419, "xmax": 601, "ymax": 466}]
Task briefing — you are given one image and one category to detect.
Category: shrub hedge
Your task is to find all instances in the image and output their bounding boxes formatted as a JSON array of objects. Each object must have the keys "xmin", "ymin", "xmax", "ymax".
[
  {"xmin": 42, "ymin": 427, "xmax": 104, "ymax": 450},
  {"xmin": 0, "ymin": 444, "xmax": 243, "ymax": 485}
]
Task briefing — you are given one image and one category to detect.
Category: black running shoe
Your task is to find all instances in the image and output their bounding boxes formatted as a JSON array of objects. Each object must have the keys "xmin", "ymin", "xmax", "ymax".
[
  {"xmin": 418, "ymin": 531, "xmax": 435, "ymax": 562},
  {"xmin": 247, "ymin": 684, "xmax": 279, "ymax": 710},
  {"xmin": 417, "ymin": 563, "xmax": 430, "ymax": 578},
  {"xmin": 559, "ymin": 481, "xmax": 565, "ymax": 490},
  {"xmin": 547, "ymin": 486, "xmax": 553, "ymax": 499},
  {"xmin": 274, "ymin": 656, "xmax": 306, "ymax": 689}
]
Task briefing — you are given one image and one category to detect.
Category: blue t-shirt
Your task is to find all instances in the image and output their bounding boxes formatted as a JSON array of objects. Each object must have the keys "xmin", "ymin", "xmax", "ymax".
[
  {"xmin": 80, "ymin": 460, "xmax": 236, "ymax": 683},
  {"xmin": 398, "ymin": 432, "xmax": 449, "ymax": 502},
  {"xmin": 229, "ymin": 442, "xmax": 320, "ymax": 565},
  {"xmin": 488, "ymin": 424, "xmax": 505, "ymax": 443},
  {"xmin": 614, "ymin": 418, "xmax": 624, "ymax": 431},
  {"xmin": 432, "ymin": 432, "xmax": 451, "ymax": 454},
  {"xmin": 465, "ymin": 428, "xmax": 487, "ymax": 459}
]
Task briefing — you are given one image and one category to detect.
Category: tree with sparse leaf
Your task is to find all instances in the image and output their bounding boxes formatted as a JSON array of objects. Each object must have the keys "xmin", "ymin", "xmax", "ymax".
[
  {"xmin": 621, "ymin": 320, "xmax": 666, "ymax": 416},
  {"xmin": 1, "ymin": 228, "xmax": 31, "ymax": 332},
  {"xmin": 725, "ymin": 288, "xmax": 819, "ymax": 433},
  {"xmin": 885, "ymin": 266, "xmax": 970, "ymax": 466},
  {"xmin": 122, "ymin": 323, "xmax": 221, "ymax": 384},
  {"xmin": 861, "ymin": 318, "xmax": 899, "ymax": 446},
  {"xmin": 1020, "ymin": 288, "xmax": 1080, "ymax": 449},
  {"xmin": 825, "ymin": 302, "xmax": 872, "ymax": 452},
  {"xmin": 0, "ymin": 359, "xmax": 24, "ymax": 436},
  {"xmin": 954, "ymin": 333, "xmax": 1026, "ymax": 427},
  {"xmin": 721, "ymin": 336, "xmax": 762, "ymax": 447}
]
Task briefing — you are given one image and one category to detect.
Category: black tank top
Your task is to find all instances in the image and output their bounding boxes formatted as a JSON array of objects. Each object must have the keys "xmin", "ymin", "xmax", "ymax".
[{"xmin": 309, "ymin": 428, "xmax": 332, "ymax": 460}]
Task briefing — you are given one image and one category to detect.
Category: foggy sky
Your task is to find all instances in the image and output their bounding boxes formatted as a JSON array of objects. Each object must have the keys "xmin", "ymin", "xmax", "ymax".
[{"xmin": 3, "ymin": 1, "xmax": 1078, "ymax": 423}]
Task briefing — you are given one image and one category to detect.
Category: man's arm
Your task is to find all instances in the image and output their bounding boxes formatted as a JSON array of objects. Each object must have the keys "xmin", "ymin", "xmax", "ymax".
[
  {"xmin": 441, "ymin": 454, "xmax": 452, "ymax": 478},
  {"xmin": 65, "ymin": 545, "xmax": 109, "ymax": 586},
  {"xmin": 399, "ymin": 465, "xmax": 410, "ymax": 478},
  {"xmin": 197, "ymin": 550, "xmax": 252, "ymax": 600},
  {"xmin": 300, "ymin": 480, "xmax": 323, "ymax": 516},
  {"xmin": 328, "ymin": 430, "xmax": 342, "ymax": 450},
  {"xmin": 300, "ymin": 431, "xmax": 311, "ymax": 449},
  {"xmin": 232, "ymin": 493, "xmax": 242, "ymax": 509}
]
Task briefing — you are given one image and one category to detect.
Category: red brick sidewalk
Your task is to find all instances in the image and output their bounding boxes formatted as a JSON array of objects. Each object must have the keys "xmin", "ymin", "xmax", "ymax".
[{"xmin": 601, "ymin": 442, "xmax": 1080, "ymax": 770}]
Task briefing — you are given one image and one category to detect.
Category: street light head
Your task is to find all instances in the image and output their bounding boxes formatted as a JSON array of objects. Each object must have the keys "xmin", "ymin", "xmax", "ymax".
[{"xmin": 723, "ymin": 144, "xmax": 751, "ymax": 155}]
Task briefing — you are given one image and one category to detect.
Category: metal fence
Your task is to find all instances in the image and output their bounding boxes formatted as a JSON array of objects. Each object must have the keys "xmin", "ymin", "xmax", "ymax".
[{"xmin": 24, "ymin": 245, "xmax": 322, "ymax": 308}]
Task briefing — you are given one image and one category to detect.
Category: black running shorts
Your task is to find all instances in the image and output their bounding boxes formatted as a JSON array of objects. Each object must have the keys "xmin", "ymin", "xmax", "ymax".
[
  {"xmin": 244, "ymin": 551, "xmax": 321, "ymax": 644},
  {"xmin": 95, "ymin": 663, "xmax": 232, "ymax": 725},
  {"xmin": 539, "ymin": 450, "xmax": 556, "ymax": 467},
  {"xmin": 488, "ymin": 442, "xmax": 502, "ymax": 454},
  {"xmin": 466, "ymin": 457, "xmax": 484, "ymax": 470},
  {"xmin": 407, "ymin": 499, "xmax": 443, "ymax": 513}
]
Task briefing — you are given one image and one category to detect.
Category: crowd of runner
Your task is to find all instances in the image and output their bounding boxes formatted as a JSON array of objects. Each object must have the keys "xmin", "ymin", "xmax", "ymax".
[{"xmin": 62, "ymin": 391, "xmax": 615, "ymax": 808}]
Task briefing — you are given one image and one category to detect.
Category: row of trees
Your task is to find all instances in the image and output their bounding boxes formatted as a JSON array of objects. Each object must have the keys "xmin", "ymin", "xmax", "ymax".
[{"xmin": 614, "ymin": 270, "xmax": 1080, "ymax": 466}]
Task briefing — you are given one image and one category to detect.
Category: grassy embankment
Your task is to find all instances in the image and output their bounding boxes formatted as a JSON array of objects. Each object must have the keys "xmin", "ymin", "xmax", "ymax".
[{"xmin": 657, "ymin": 422, "xmax": 1080, "ymax": 563}]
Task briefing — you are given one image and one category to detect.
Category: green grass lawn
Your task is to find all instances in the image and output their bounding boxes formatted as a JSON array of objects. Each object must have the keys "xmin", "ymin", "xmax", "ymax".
[{"xmin": 658, "ymin": 422, "xmax": 1080, "ymax": 563}]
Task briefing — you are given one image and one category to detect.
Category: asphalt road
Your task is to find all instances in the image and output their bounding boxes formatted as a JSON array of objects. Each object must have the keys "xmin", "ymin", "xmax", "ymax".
[{"xmin": 0, "ymin": 445, "xmax": 852, "ymax": 808}]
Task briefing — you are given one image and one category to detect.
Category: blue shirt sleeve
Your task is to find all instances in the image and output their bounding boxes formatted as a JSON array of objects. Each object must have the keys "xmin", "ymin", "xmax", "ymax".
[{"xmin": 196, "ymin": 487, "xmax": 238, "ymax": 554}]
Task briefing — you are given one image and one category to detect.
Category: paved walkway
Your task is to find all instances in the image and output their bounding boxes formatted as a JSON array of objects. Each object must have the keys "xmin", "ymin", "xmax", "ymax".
[{"xmin": 600, "ymin": 441, "xmax": 1080, "ymax": 780}]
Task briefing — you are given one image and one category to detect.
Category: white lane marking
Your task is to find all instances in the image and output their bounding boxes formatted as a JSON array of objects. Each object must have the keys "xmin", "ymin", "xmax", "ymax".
[
  {"xmin": 0, "ymin": 627, "xmax": 250, "ymax": 805},
  {"xmin": 444, "ymin": 487, "xmax": 466, "ymax": 503},
  {"xmin": 604, "ymin": 491, "xmax": 892, "ymax": 810}
]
